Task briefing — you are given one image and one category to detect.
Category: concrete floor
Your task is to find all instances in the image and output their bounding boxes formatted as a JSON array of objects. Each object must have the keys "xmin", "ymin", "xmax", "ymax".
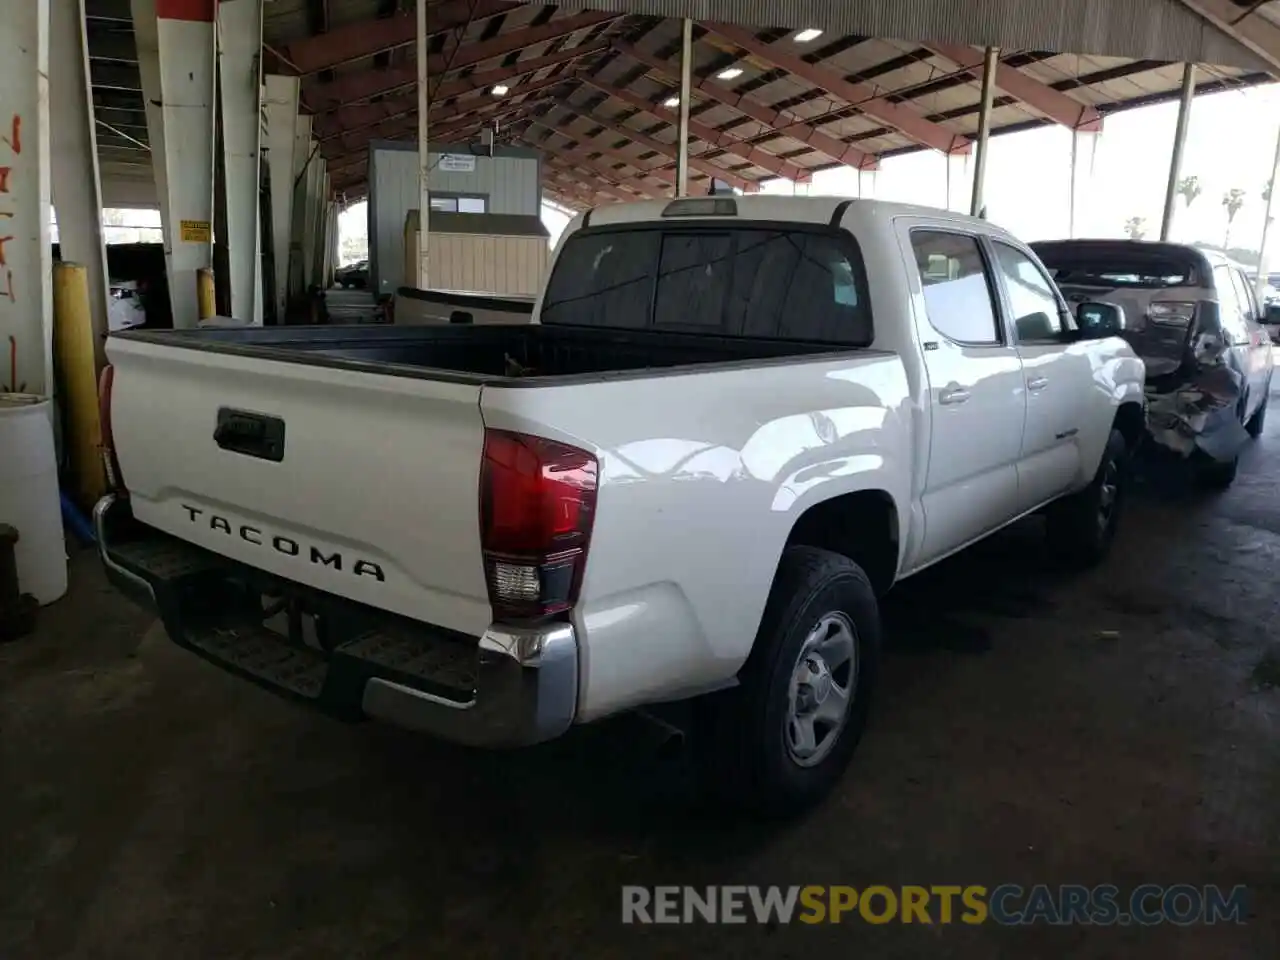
[{"xmin": 4, "ymin": 426, "xmax": 1279, "ymax": 959}]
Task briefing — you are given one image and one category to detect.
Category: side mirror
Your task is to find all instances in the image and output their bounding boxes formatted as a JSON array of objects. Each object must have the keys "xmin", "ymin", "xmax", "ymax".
[
  {"xmin": 449, "ymin": 310, "xmax": 474, "ymax": 325},
  {"xmin": 1076, "ymin": 301, "xmax": 1125, "ymax": 339}
]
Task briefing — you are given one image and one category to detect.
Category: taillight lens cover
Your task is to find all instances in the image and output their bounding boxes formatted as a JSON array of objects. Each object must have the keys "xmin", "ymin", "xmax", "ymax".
[
  {"xmin": 1147, "ymin": 301, "xmax": 1196, "ymax": 326},
  {"xmin": 480, "ymin": 429, "xmax": 597, "ymax": 621}
]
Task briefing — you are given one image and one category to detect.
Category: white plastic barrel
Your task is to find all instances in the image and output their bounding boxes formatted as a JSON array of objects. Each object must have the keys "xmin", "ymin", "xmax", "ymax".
[{"xmin": 0, "ymin": 394, "xmax": 68, "ymax": 604}]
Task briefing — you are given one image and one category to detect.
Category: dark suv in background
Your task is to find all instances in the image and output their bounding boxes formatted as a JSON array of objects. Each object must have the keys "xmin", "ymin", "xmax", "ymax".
[{"xmin": 1032, "ymin": 240, "xmax": 1273, "ymax": 487}]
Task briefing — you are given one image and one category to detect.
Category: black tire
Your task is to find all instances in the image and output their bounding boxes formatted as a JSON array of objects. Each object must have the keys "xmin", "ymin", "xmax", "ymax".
[
  {"xmin": 1197, "ymin": 453, "xmax": 1239, "ymax": 490},
  {"xmin": 696, "ymin": 546, "xmax": 881, "ymax": 817},
  {"xmin": 1245, "ymin": 393, "xmax": 1268, "ymax": 438},
  {"xmin": 1046, "ymin": 428, "xmax": 1128, "ymax": 566}
]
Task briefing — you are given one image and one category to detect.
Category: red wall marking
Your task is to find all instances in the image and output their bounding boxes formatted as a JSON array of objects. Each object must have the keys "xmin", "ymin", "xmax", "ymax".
[
  {"xmin": 156, "ymin": 0, "xmax": 215, "ymax": 21},
  {"xmin": 0, "ymin": 167, "xmax": 9, "ymax": 193},
  {"xmin": 1, "ymin": 115, "xmax": 20, "ymax": 154}
]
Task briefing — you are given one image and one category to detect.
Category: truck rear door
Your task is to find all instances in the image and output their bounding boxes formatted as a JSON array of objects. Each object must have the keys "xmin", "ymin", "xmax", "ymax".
[{"xmin": 106, "ymin": 336, "xmax": 493, "ymax": 638}]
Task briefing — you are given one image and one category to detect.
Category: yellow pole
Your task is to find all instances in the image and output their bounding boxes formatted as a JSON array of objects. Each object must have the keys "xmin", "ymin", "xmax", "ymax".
[
  {"xmin": 52, "ymin": 262, "xmax": 106, "ymax": 509},
  {"xmin": 197, "ymin": 267, "xmax": 216, "ymax": 321}
]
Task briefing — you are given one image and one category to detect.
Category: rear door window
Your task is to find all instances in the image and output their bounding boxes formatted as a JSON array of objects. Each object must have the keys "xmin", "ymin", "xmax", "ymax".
[
  {"xmin": 909, "ymin": 230, "xmax": 1003, "ymax": 345},
  {"xmin": 1232, "ymin": 268, "xmax": 1260, "ymax": 321},
  {"xmin": 1215, "ymin": 265, "xmax": 1249, "ymax": 343},
  {"xmin": 542, "ymin": 226, "xmax": 872, "ymax": 345}
]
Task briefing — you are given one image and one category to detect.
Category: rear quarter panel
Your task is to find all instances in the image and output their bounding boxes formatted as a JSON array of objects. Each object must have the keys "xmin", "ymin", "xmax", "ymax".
[{"xmin": 481, "ymin": 353, "xmax": 912, "ymax": 721}]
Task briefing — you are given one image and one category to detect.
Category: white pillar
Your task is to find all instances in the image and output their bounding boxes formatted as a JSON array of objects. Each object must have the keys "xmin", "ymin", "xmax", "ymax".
[
  {"xmin": 946, "ymin": 153, "xmax": 970, "ymax": 214},
  {"xmin": 416, "ymin": 0, "xmax": 429, "ymax": 287},
  {"xmin": 263, "ymin": 75, "xmax": 298, "ymax": 322},
  {"xmin": 857, "ymin": 168, "xmax": 877, "ymax": 199},
  {"xmin": 131, "ymin": 0, "xmax": 171, "ymax": 263},
  {"xmin": 50, "ymin": 0, "xmax": 110, "ymax": 372},
  {"xmin": 1255, "ymin": 124, "xmax": 1280, "ymax": 302},
  {"xmin": 312, "ymin": 168, "xmax": 330, "ymax": 288},
  {"xmin": 676, "ymin": 19, "xmax": 692, "ymax": 197},
  {"xmin": 217, "ymin": 0, "xmax": 264, "ymax": 323},
  {"xmin": 0, "ymin": 0, "xmax": 53, "ymax": 395},
  {"xmin": 302, "ymin": 149, "xmax": 322, "ymax": 291},
  {"xmin": 133, "ymin": 0, "xmax": 216, "ymax": 329},
  {"xmin": 288, "ymin": 115, "xmax": 312, "ymax": 300},
  {"xmin": 1068, "ymin": 128, "xmax": 1100, "ymax": 238}
]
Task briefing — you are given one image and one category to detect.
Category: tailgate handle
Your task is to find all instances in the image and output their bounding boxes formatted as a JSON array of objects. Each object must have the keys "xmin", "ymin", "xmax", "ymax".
[{"xmin": 214, "ymin": 408, "xmax": 285, "ymax": 462}]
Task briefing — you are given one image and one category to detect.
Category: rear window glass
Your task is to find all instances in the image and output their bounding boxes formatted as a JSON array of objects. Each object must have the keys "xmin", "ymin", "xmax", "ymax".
[
  {"xmin": 541, "ymin": 226, "xmax": 873, "ymax": 345},
  {"xmin": 1033, "ymin": 248, "xmax": 1197, "ymax": 288}
]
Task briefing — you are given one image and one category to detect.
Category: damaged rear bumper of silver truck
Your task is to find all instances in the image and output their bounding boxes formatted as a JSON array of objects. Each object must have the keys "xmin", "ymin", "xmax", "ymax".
[
  {"xmin": 1143, "ymin": 343, "xmax": 1250, "ymax": 461},
  {"xmin": 93, "ymin": 494, "xmax": 578, "ymax": 748}
]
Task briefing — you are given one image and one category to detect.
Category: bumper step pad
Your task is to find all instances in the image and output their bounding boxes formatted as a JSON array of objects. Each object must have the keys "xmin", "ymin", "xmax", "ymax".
[{"xmin": 188, "ymin": 621, "xmax": 329, "ymax": 699}]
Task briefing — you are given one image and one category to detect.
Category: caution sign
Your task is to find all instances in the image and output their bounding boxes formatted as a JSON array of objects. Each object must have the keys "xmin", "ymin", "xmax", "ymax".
[{"xmin": 180, "ymin": 219, "xmax": 211, "ymax": 243}]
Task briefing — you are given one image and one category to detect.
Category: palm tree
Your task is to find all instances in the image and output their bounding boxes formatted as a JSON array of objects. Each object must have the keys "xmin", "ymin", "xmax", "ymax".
[
  {"xmin": 1124, "ymin": 216, "xmax": 1147, "ymax": 240},
  {"xmin": 1222, "ymin": 188, "xmax": 1246, "ymax": 247},
  {"xmin": 1176, "ymin": 175, "xmax": 1202, "ymax": 210}
]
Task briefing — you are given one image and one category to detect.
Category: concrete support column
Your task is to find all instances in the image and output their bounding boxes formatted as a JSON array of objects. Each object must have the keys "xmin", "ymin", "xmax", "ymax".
[
  {"xmin": 416, "ymin": 0, "xmax": 429, "ymax": 287},
  {"xmin": 301, "ymin": 150, "xmax": 322, "ymax": 291},
  {"xmin": 945, "ymin": 153, "xmax": 970, "ymax": 214},
  {"xmin": 288, "ymin": 116, "xmax": 312, "ymax": 301},
  {"xmin": 50, "ymin": 0, "xmax": 110, "ymax": 373},
  {"xmin": 857, "ymin": 168, "xmax": 877, "ymax": 199},
  {"xmin": 217, "ymin": 0, "xmax": 264, "ymax": 323},
  {"xmin": 133, "ymin": 0, "xmax": 216, "ymax": 329},
  {"xmin": 263, "ymin": 75, "xmax": 298, "ymax": 323},
  {"xmin": 0, "ymin": 0, "xmax": 53, "ymax": 395},
  {"xmin": 311, "ymin": 169, "xmax": 329, "ymax": 288},
  {"xmin": 1068, "ymin": 127, "xmax": 1101, "ymax": 238}
]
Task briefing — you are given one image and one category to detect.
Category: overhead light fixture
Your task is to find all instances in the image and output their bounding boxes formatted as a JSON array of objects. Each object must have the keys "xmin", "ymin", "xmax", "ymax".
[
  {"xmin": 491, "ymin": 84, "xmax": 510, "ymax": 96},
  {"xmin": 794, "ymin": 28, "xmax": 824, "ymax": 43},
  {"xmin": 716, "ymin": 67, "xmax": 744, "ymax": 80},
  {"xmin": 663, "ymin": 96, "xmax": 680, "ymax": 108}
]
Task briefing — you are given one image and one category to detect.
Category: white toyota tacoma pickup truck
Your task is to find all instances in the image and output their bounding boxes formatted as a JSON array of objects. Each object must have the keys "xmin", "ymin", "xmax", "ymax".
[{"xmin": 96, "ymin": 197, "xmax": 1145, "ymax": 814}]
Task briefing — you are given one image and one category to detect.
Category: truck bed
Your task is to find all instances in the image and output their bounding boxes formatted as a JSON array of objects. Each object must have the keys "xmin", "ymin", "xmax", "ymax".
[{"xmin": 115, "ymin": 323, "xmax": 848, "ymax": 383}]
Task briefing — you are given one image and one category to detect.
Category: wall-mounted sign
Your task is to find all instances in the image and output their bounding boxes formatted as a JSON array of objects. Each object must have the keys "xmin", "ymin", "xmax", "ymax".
[
  {"xmin": 438, "ymin": 154, "xmax": 477, "ymax": 173},
  {"xmin": 180, "ymin": 219, "xmax": 211, "ymax": 242}
]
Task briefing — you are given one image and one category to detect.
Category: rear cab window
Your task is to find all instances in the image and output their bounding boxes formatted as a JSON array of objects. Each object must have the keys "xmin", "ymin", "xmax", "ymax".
[{"xmin": 541, "ymin": 223, "xmax": 873, "ymax": 346}]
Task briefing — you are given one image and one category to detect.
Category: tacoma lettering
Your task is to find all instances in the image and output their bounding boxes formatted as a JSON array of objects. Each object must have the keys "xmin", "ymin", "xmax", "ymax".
[{"xmin": 181, "ymin": 504, "xmax": 385, "ymax": 581}]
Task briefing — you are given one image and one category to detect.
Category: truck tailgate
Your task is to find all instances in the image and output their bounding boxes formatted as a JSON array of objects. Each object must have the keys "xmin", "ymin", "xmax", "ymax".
[{"xmin": 107, "ymin": 336, "xmax": 492, "ymax": 638}]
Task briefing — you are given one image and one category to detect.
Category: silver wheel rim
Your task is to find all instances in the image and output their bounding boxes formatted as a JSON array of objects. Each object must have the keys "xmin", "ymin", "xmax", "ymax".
[{"xmin": 785, "ymin": 612, "xmax": 858, "ymax": 768}]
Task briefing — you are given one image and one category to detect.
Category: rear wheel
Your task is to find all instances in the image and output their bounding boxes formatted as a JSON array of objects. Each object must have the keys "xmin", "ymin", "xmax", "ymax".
[
  {"xmin": 1197, "ymin": 453, "xmax": 1240, "ymax": 490},
  {"xmin": 696, "ymin": 546, "xmax": 880, "ymax": 817},
  {"xmin": 1046, "ymin": 428, "xmax": 1127, "ymax": 566}
]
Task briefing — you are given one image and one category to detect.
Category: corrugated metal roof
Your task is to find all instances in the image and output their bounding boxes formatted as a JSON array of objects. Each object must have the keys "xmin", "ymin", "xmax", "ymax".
[{"xmin": 83, "ymin": 0, "xmax": 1277, "ymax": 201}]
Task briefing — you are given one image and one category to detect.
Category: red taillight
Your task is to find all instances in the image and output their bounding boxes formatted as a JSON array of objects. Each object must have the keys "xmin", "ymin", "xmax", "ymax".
[
  {"xmin": 480, "ymin": 428, "xmax": 597, "ymax": 621},
  {"xmin": 97, "ymin": 364, "xmax": 127, "ymax": 494}
]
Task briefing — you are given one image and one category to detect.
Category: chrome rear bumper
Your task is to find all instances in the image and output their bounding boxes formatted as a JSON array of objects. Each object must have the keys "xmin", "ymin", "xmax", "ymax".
[{"xmin": 94, "ymin": 494, "xmax": 578, "ymax": 747}]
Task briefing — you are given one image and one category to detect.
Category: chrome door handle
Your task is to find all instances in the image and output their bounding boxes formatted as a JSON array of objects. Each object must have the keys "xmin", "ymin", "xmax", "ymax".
[
  {"xmin": 939, "ymin": 387, "xmax": 971, "ymax": 405},
  {"xmin": 1027, "ymin": 377, "xmax": 1049, "ymax": 392}
]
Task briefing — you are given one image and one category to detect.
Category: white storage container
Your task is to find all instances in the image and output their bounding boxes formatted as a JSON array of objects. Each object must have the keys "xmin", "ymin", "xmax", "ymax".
[{"xmin": 0, "ymin": 394, "xmax": 67, "ymax": 604}]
